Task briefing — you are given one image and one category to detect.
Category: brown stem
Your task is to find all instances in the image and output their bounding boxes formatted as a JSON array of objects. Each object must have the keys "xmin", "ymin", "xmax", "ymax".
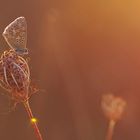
[
  {"xmin": 106, "ymin": 119, "xmax": 116, "ymax": 140},
  {"xmin": 23, "ymin": 101, "xmax": 43, "ymax": 140}
]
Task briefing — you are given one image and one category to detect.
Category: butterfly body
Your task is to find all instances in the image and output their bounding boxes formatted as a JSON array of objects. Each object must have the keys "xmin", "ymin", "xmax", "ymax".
[
  {"xmin": 3, "ymin": 17, "xmax": 28, "ymax": 55},
  {"xmin": 15, "ymin": 48, "xmax": 28, "ymax": 55}
]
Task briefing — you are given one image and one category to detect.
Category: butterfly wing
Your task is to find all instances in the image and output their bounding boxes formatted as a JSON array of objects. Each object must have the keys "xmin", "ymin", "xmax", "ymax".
[{"xmin": 2, "ymin": 17, "xmax": 28, "ymax": 55}]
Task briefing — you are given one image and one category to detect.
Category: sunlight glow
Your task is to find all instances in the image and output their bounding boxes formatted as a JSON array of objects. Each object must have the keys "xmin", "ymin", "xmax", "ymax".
[{"xmin": 31, "ymin": 117, "xmax": 38, "ymax": 123}]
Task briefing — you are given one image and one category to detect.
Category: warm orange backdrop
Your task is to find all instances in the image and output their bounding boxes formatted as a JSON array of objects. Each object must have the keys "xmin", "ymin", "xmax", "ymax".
[{"xmin": 0, "ymin": 0, "xmax": 139, "ymax": 140}]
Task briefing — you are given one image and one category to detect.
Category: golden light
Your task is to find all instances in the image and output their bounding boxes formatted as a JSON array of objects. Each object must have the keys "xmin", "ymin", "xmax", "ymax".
[{"xmin": 31, "ymin": 117, "xmax": 38, "ymax": 123}]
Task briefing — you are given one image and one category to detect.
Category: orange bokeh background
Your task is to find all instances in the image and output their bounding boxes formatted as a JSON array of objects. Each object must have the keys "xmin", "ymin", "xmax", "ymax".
[{"xmin": 0, "ymin": 0, "xmax": 140, "ymax": 140}]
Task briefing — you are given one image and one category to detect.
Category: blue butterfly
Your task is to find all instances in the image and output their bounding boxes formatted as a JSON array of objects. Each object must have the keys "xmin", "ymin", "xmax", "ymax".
[{"xmin": 3, "ymin": 17, "xmax": 28, "ymax": 55}]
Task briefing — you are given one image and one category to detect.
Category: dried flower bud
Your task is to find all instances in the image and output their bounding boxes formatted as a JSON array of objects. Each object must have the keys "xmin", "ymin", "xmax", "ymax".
[
  {"xmin": 101, "ymin": 94, "xmax": 126, "ymax": 121},
  {"xmin": 0, "ymin": 49, "xmax": 30, "ymax": 103}
]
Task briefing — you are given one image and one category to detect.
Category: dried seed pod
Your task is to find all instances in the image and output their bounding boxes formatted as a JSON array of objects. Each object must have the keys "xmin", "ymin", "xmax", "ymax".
[
  {"xmin": 101, "ymin": 94, "xmax": 126, "ymax": 121},
  {"xmin": 0, "ymin": 49, "xmax": 30, "ymax": 103}
]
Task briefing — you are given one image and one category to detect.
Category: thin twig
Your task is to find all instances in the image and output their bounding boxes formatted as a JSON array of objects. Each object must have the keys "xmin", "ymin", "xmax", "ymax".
[
  {"xmin": 23, "ymin": 101, "xmax": 43, "ymax": 140},
  {"xmin": 106, "ymin": 119, "xmax": 116, "ymax": 140}
]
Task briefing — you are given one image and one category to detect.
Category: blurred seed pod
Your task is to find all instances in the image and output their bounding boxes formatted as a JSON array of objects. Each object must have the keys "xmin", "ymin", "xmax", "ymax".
[{"xmin": 101, "ymin": 93, "xmax": 127, "ymax": 121}]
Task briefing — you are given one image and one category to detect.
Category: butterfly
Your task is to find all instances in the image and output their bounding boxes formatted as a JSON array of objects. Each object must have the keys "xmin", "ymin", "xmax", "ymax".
[{"xmin": 2, "ymin": 17, "xmax": 28, "ymax": 55}]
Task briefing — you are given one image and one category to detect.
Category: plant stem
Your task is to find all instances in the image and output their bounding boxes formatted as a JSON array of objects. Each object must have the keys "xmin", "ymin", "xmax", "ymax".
[
  {"xmin": 23, "ymin": 101, "xmax": 43, "ymax": 140},
  {"xmin": 106, "ymin": 119, "xmax": 116, "ymax": 140}
]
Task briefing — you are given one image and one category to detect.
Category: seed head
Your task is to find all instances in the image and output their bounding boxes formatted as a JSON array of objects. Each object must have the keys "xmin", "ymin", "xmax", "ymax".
[
  {"xmin": 101, "ymin": 94, "xmax": 126, "ymax": 121},
  {"xmin": 0, "ymin": 49, "xmax": 30, "ymax": 103}
]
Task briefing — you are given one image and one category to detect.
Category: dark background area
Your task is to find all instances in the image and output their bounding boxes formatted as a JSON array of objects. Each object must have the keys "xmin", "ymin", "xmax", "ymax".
[{"xmin": 0, "ymin": 0, "xmax": 139, "ymax": 140}]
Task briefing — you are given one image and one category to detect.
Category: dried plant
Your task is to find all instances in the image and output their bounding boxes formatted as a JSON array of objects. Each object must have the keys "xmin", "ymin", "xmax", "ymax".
[
  {"xmin": 101, "ymin": 94, "xmax": 126, "ymax": 140},
  {"xmin": 0, "ymin": 17, "xmax": 43, "ymax": 140}
]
